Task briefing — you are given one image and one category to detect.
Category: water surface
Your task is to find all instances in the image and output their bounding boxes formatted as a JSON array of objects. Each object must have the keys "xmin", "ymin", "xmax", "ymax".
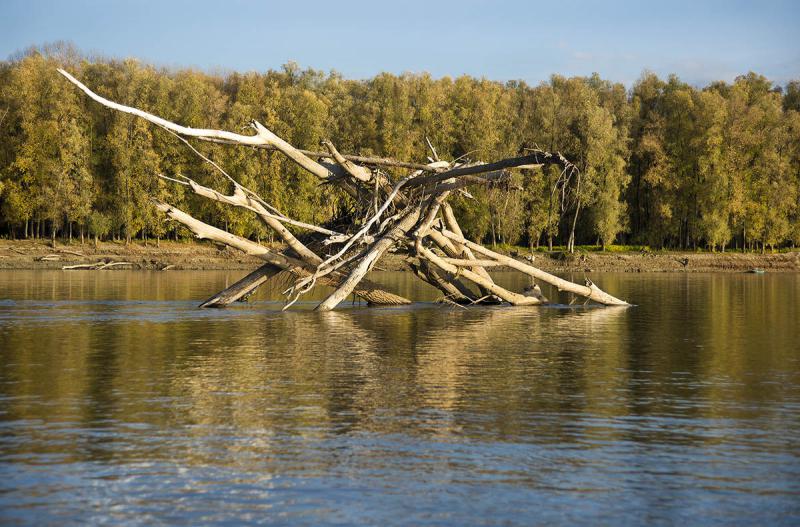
[{"xmin": 1, "ymin": 270, "xmax": 798, "ymax": 525}]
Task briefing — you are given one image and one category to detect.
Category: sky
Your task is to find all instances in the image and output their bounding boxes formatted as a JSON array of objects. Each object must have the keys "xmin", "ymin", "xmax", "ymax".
[{"xmin": 1, "ymin": 0, "xmax": 798, "ymax": 87}]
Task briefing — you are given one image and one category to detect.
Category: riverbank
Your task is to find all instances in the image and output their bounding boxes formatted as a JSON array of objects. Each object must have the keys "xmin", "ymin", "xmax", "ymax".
[{"xmin": 1, "ymin": 239, "xmax": 798, "ymax": 273}]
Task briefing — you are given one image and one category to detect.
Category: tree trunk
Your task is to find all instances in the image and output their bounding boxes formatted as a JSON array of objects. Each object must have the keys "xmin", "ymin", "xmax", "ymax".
[
  {"xmin": 439, "ymin": 228, "xmax": 628, "ymax": 306},
  {"xmin": 200, "ymin": 264, "xmax": 282, "ymax": 307},
  {"xmin": 418, "ymin": 243, "xmax": 541, "ymax": 306},
  {"xmin": 316, "ymin": 207, "xmax": 421, "ymax": 311}
]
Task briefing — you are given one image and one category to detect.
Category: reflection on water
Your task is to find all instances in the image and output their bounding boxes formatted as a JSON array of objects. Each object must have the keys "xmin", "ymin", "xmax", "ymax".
[{"xmin": 0, "ymin": 271, "xmax": 799, "ymax": 525}]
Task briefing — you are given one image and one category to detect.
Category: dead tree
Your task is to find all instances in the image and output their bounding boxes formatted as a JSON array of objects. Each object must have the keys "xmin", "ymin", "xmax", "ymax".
[{"xmin": 59, "ymin": 69, "xmax": 629, "ymax": 310}]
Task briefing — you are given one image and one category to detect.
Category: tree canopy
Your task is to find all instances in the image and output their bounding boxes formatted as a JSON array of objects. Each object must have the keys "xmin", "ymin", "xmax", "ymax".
[{"xmin": 0, "ymin": 44, "xmax": 798, "ymax": 251}]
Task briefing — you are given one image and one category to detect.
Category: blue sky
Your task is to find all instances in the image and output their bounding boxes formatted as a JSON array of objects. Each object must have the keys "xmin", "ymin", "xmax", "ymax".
[{"xmin": 1, "ymin": 0, "xmax": 798, "ymax": 86}]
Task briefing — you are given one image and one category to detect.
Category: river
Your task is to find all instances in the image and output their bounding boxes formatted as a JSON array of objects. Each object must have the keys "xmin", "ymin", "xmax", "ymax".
[{"xmin": 1, "ymin": 270, "xmax": 798, "ymax": 525}]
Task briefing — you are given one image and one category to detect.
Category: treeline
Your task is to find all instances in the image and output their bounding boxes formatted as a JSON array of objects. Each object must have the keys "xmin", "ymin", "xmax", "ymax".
[{"xmin": 1, "ymin": 44, "xmax": 798, "ymax": 250}]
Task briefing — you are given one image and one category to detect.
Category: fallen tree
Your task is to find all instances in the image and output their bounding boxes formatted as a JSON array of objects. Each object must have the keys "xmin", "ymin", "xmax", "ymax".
[{"xmin": 59, "ymin": 68, "xmax": 629, "ymax": 310}]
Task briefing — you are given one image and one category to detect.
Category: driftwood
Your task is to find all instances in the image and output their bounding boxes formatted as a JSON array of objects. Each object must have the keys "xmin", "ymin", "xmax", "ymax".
[
  {"xmin": 56, "ymin": 248, "xmax": 85, "ymax": 257},
  {"xmin": 59, "ymin": 68, "xmax": 630, "ymax": 310},
  {"xmin": 200, "ymin": 264, "xmax": 281, "ymax": 308},
  {"xmin": 62, "ymin": 261, "xmax": 139, "ymax": 270},
  {"xmin": 37, "ymin": 248, "xmax": 86, "ymax": 261}
]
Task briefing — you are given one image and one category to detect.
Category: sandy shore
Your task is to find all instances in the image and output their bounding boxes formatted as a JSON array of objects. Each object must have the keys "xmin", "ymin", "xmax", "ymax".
[{"xmin": 1, "ymin": 239, "xmax": 798, "ymax": 273}]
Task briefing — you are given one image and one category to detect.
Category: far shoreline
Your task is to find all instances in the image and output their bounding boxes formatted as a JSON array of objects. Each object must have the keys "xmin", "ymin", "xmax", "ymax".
[{"xmin": 2, "ymin": 239, "xmax": 798, "ymax": 274}]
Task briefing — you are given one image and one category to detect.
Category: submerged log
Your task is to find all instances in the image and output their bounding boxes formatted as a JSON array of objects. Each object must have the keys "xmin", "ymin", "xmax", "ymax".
[
  {"xmin": 438, "ymin": 229, "xmax": 629, "ymax": 305},
  {"xmin": 317, "ymin": 207, "xmax": 422, "ymax": 311},
  {"xmin": 60, "ymin": 69, "xmax": 630, "ymax": 311},
  {"xmin": 200, "ymin": 264, "xmax": 282, "ymax": 308},
  {"xmin": 154, "ymin": 201, "xmax": 411, "ymax": 307},
  {"xmin": 417, "ymin": 242, "xmax": 542, "ymax": 306},
  {"xmin": 411, "ymin": 260, "xmax": 478, "ymax": 304}
]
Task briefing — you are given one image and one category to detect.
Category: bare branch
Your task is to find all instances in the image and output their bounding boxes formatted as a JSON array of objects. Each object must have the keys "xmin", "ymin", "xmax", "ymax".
[
  {"xmin": 438, "ymin": 228, "xmax": 629, "ymax": 305},
  {"xmin": 59, "ymin": 69, "xmax": 267, "ymax": 146},
  {"xmin": 322, "ymin": 140, "xmax": 372, "ymax": 182},
  {"xmin": 316, "ymin": 207, "xmax": 422, "ymax": 311},
  {"xmin": 155, "ymin": 199, "xmax": 411, "ymax": 306},
  {"xmin": 416, "ymin": 241, "xmax": 541, "ymax": 306},
  {"xmin": 405, "ymin": 150, "xmax": 574, "ymax": 189}
]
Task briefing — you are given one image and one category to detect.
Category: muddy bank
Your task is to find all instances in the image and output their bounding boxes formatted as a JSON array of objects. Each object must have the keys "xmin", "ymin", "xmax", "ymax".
[
  {"xmin": 521, "ymin": 249, "xmax": 800, "ymax": 273},
  {"xmin": 1, "ymin": 239, "xmax": 798, "ymax": 273},
  {"xmin": 0, "ymin": 240, "xmax": 262, "ymax": 271}
]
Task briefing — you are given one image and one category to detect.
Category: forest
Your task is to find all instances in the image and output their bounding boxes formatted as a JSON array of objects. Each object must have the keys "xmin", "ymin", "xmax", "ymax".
[{"xmin": 1, "ymin": 44, "xmax": 798, "ymax": 252}]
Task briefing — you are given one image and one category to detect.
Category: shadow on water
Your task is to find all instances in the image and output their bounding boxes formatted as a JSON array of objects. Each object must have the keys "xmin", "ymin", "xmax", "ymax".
[{"xmin": 0, "ymin": 270, "xmax": 798, "ymax": 525}]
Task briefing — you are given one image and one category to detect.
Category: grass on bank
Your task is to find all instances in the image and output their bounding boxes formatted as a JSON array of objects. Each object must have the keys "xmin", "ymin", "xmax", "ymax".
[{"xmin": 490, "ymin": 243, "xmax": 798, "ymax": 255}]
